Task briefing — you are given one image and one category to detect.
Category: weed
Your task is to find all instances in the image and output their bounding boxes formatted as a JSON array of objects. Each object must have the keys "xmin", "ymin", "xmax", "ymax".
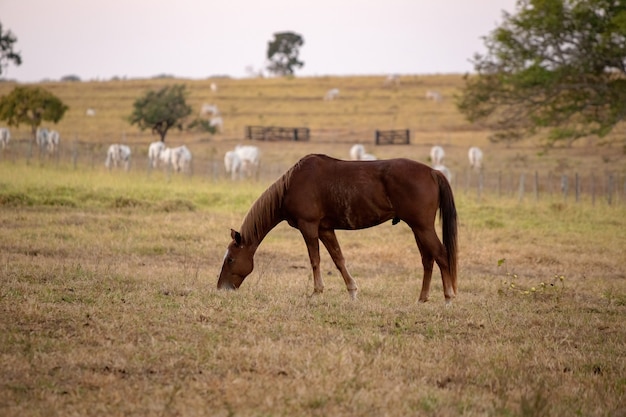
[{"xmin": 497, "ymin": 259, "xmax": 566, "ymax": 300}]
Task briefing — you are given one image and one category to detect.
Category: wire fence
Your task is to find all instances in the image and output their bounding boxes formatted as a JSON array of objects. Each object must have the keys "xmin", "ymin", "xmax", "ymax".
[
  {"xmin": 1, "ymin": 139, "xmax": 624, "ymax": 206},
  {"xmin": 457, "ymin": 168, "xmax": 625, "ymax": 206}
]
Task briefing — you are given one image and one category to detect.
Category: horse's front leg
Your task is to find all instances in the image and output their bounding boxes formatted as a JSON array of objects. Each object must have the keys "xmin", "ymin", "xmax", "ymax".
[
  {"xmin": 299, "ymin": 224, "xmax": 324, "ymax": 295},
  {"xmin": 319, "ymin": 229, "xmax": 358, "ymax": 300}
]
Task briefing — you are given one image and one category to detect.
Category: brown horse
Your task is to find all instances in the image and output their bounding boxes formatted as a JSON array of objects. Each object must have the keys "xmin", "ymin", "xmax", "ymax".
[{"xmin": 217, "ymin": 154, "xmax": 458, "ymax": 303}]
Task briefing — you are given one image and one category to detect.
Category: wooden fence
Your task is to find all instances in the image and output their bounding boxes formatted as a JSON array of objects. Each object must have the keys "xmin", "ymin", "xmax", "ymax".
[
  {"xmin": 375, "ymin": 129, "xmax": 410, "ymax": 145},
  {"xmin": 245, "ymin": 126, "xmax": 310, "ymax": 141}
]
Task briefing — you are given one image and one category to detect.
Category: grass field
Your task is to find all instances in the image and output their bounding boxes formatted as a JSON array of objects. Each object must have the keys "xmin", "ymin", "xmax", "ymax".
[
  {"xmin": 0, "ymin": 75, "xmax": 625, "ymax": 416},
  {"xmin": 1, "ymin": 160, "xmax": 625, "ymax": 417}
]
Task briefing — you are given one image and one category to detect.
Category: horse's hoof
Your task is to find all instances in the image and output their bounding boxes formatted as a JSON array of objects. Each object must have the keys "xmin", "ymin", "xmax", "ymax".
[
  {"xmin": 310, "ymin": 289, "xmax": 323, "ymax": 297},
  {"xmin": 348, "ymin": 290, "xmax": 358, "ymax": 300}
]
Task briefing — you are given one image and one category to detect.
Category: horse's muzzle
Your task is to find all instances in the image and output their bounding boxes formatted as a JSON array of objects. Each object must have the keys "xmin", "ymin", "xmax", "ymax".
[{"xmin": 217, "ymin": 280, "xmax": 237, "ymax": 290}]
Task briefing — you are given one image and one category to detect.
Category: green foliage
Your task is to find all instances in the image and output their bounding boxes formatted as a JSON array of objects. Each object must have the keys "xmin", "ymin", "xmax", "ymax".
[
  {"xmin": 0, "ymin": 22, "xmax": 21, "ymax": 76},
  {"xmin": 186, "ymin": 118, "xmax": 218, "ymax": 135},
  {"xmin": 128, "ymin": 84, "xmax": 192, "ymax": 142},
  {"xmin": 457, "ymin": 0, "xmax": 626, "ymax": 147},
  {"xmin": 0, "ymin": 86, "xmax": 68, "ymax": 140},
  {"xmin": 266, "ymin": 31, "xmax": 305, "ymax": 76}
]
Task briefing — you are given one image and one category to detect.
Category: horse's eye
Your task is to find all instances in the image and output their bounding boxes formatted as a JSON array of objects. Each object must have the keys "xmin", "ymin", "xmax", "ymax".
[{"xmin": 227, "ymin": 257, "xmax": 234, "ymax": 264}]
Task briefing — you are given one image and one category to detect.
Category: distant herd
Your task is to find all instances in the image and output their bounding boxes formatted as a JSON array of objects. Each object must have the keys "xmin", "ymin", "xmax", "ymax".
[{"xmin": 0, "ymin": 123, "xmax": 482, "ymax": 184}]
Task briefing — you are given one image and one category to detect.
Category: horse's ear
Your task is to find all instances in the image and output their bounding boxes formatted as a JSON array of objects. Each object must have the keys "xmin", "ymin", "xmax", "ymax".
[{"xmin": 231, "ymin": 229, "xmax": 242, "ymax": 246}]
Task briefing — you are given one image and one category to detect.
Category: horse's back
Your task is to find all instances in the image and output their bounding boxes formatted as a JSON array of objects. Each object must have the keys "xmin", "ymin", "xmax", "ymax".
[{"xmin": 284, "ymin": 155, "xmax": 440, "ymax": 229}]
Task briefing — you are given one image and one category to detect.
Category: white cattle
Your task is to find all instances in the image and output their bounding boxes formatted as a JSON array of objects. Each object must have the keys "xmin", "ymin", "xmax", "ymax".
[
  {"xmin": 210, "ymin": 82, "xmax": 218, "ymax": 93},
  {"xmin": 426, "ymin": 90, "xmax": 442, "ymax": 102},
  {"xmin": 349, "ymin": 144, "xmax": 376, "ymax": 161},
  {"xmin": 0, "ymin": 127, "xmax": 10, "ymax": 149},
  {"xmin": 210, "ymin": 116, "xmax": 223, "ymax": 132},
  {"xmin": 161, "ymin": 145, "xmax": 192, "ymax": 173},
  {"xmin": 86, "ymin": 108, "xmax": 96, "ymax": 116},
  {"xmin": 349, "ymin": 144, "xmax": 364, "ymax": 160},
  {"xmin": 36, "ymin": 127, "xmax": 49, "ymax": 150},
  {"xmin": 383, "ymin": 74, "xmax": 400, "ymax": 87},
  {"xmin": 434, "ymin": 164, "xmax": 452, "ymax": 182},
  {"xmin": 148, "ymin": 141, "xmax": 165, "ymax": 169},
  {"xmin": 201, "ymin": 103, "xmax": 220, "ymax": 116},
  {"xmin": 430, "ymin": 145, "xmax": 445, "ymax": 166},
  {"xmin": 47, "ymin": 130, "xmax": 60, "ymax": 153},
  {"xmin": 105, "ymin": 144, "xmax": 132, "ymax": 171},
  {"xmin": 234, "ymin": 145, "xmax": 260, "ymax": 179},
  {"xmin": 224, "ymin": 150, "xmax": 243, "ymax": 180},
  {"xmin": 36, "ymin": 128, "xmax": 59, "ymax": 155},
  {"xmin": 468, "ymin": 146, "xmax": 483, "ymax": 170},
  {"xmin": 324, "ymin": 88, "xmax": 340, "ymax": 101}
]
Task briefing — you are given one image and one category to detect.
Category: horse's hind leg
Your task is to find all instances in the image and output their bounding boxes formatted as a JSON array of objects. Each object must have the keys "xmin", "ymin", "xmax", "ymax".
[
  {"xmin": 319, "ymin": 229, "xmax": 358, "ymax": 300},
  {"xmin": 412, "ymin": 232, "xmax": 435, "ymax": 302},
  {"xmin": 413, "ymin": 228, "xmax": 455, "ymax": 303}
]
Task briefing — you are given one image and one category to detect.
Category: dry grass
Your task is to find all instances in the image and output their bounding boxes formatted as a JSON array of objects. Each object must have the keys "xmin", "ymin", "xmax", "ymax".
[
  {"xmin": 0, "ymin": 75, "xmax": 625, "ymax": 416},
  {"xmin": 0, "ymin": 161, "xmax": 625, "ymax": 417}
]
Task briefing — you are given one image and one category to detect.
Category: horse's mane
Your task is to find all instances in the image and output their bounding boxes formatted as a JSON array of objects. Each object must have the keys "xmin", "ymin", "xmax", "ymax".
[{"xmin": 239, "ymin": 158, "xmax": 303, "ymax": 244}]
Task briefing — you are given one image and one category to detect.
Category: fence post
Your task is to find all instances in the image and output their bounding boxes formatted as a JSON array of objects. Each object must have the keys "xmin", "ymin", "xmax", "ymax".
[
  {"xmin": 477, "ymin": 171, "xmax": 483, "ymax": 202},
  {"xmin": 575, "ymin": 172, "xmax": 580, "ymax": 203},
  {"xmin": 591, "ymin": 173, "xmax": 596, "ymax": 206},
  {"xmin": 607, "ymin": 173, "xmax": 614, "ymax": 205},
  {"xmin": 497, "ymin": 171, "xmax": 502, "ymax": 198},
  {"xmin": 561, "ymin": 175, "xmax": 568, "ymax": 201},
  {"xmin": 518, "ymin": 173, "xmax": 525, "ymax": 202},
  {"xmin": 534, "ymin": 171, "xmax": 539, "ymax": 201},
  {"xmin": 72, "ymin": 139, "xmax": 78, "ymax": 169}
]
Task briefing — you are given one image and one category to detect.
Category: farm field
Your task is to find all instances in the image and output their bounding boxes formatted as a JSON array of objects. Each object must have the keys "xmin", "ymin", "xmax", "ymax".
[{"xmin": 0, "ymin": 75, "xmax": 625, "ymax": 416}]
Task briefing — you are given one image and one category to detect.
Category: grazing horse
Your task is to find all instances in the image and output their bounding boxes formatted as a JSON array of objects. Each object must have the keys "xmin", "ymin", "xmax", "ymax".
[
  {"xmin": 218, "ymin": 154, "xmax": 458, "ymax": 303},
  {"xmin": 430, "ymin": 145, "xmax": 445, "ymax": 166},
  {"xmin": 468, "ymin": 146, "xmax": 483, "ymax": 170},
  {"xmin": 105, "ymin": 144, "xmax": 132, "ymax": 171},
  {"xmin": 0, "ymin": 127, "xmax": 10, "ymax": 149}
]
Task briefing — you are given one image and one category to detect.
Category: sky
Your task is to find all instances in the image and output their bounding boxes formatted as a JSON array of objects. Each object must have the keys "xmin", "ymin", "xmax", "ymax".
[{"xmin": 2, "ymin": 0, "xmax": 518, "ymax": 83}]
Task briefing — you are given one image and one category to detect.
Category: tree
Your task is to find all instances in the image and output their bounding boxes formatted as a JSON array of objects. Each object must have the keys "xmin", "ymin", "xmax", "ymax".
[
  {"xmin": 0, "ymin": 86, "xmax": 68, "ymax": 141},
  {"xmin": 0, "ymin": 22, "xmax": 22, "ymax": 76},
  {"xmin": 266, "ymin": 32, "xmax": 304, "ymax": 76},
  {"xmin": 457, "ymin": 0, "xmax": 626, "ymax": 146},
  {"xmin": 128, "ymin": 84, "xmax": 193, "ymax": 142}
]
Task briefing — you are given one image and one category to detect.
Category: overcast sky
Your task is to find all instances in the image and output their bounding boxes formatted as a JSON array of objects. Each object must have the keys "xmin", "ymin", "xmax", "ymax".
[{"xmin": 2, "ymin": 0, "xmax": 518, "ymax": 82}]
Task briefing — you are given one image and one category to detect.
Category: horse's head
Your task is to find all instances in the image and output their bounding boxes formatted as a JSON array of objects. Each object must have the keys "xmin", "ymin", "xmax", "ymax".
[{"xmin": 217, "ymin": 229, "xmax": 254, "ymax": 291}]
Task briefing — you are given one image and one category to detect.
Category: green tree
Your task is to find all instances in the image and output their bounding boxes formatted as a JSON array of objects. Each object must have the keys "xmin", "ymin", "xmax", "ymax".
[
  {"xmin": 0, "ymin": 86, "xmax": 68, "ymax": 141},
  {"xmin": 457, "ymin": 0, "xmax": 626, "ymax": 146},
  {"xmin": 128, "ymin": 84, "xmax": 193, "ymax": 142},
  {"xmin": 266, "ymin": 32, "xmax": 304, "ymax": 76},
  {"xmin": 0, "ymin": 22, "xmax": 22, "ymax": 76}
]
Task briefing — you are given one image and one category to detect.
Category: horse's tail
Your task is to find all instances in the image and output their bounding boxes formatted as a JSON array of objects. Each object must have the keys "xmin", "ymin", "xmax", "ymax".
[{"xmin": 436, "ymin": 172, "xmax": 458, "ymax": 294}]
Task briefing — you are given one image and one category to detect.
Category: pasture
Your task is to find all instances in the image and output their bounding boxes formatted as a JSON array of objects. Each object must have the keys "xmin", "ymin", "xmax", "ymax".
[{"xmin": 0, "ymin": 74, "xmax": 625, "ymax": 416}]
